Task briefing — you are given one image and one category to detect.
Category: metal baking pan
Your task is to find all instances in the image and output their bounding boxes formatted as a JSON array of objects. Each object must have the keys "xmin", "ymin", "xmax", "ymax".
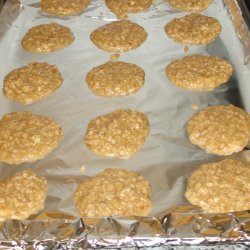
[
  {"xmin": 0, "ymin": 0, "xmax": 250, "ymax": 248},
  {"xmin": 238, "ymin": 0, "xmax": 250, "ymax": 28}
]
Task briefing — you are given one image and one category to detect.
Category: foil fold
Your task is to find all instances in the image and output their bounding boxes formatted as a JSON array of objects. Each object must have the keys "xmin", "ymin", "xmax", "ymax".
[
  {"xmin": 224, "ymin": 0, "xmax": 250, "ymax": 64},
  {"xmin": 0, "ymin": 207, "xmax": 250, "ymax": 248},
  {"xmin": 0, "ymin": 0, "xmax": 250, "ymax": 248}
]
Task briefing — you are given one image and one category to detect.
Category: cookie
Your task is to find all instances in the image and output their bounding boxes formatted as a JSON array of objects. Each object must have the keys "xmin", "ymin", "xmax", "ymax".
[
  {"xmin": 167, "ymin": 0, "xmax": 213, "ymax": 12},
  {"xmin": 105, "ymin": 0, "xmax": 152, "ymax": 19},
  {"xmin": 86, "ymin": 61, "xmax": 145, "ymax": 96},
  {"xmin": 74, "ymin": 168, "xmax": 152, "ymax": 217},
  {"xmin": 165, "ymin": 13, "xmax": 221, "ymax": 45},
  {"xmin": 21, "ymin": 23, "xmax": 74, "ymax": 53},
  {"xmin": 84, "ymin": 109, "xmax": 149, "ymax": 159},
  {"xmin": 41, "ymin": 0, "xmax": 90, "ymax": 16},
  {"xmin": 185, "ymin": 159, "xmax": 250, "ymax": 213},
  {"xmin": 3, "ymin": 62, "xmax": 63, "ymax": 104},
  {"xmin": 0, "ymin": 112, "xmax": 63, "ymax": 164},
  {"xmin": 187, "ymin": 105, "xmax": 250, "ymax": 155},
  {"xmin": 166, "ymin": 55, "xmax": 233, "ymax": 91},
  {"xmin": 90, "ymin": 20, "xmax": 147, "ymax": 52},
  {"xmin": 0, "ymin": 169, "xmax": 47, "ymax": 221}
]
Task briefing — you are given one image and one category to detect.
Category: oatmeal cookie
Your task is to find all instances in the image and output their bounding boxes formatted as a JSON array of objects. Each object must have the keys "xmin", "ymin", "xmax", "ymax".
[
  {"xmin": 41, "ymin": 0, "xmax": 90, "ymax": 16},
  {"xmin": 165, "ymin": 13, "xmax": 221, "ymax": 45},
  {"xmin": 3, "ymin": 62, "xmax": 63, "ymax": 104},
  {"xmin": 86, "ymin": 61, "xmax": 145, "ymax": 96},
  {"xmin": 0, "ymin": 169, "xmax": 47, "ymax": 221},
  {"xmin": 0, "ymin": 111, "xmax": 63, "ymax": 164},
  {"xmin": 166, "ymin": 55, "xmax": 233, "ymax": 91},
  {"xmin": 90, "ymin": 20, "xmax": 147, "ymax": 52},
  {"xmin": 84, "ymin": 109, "xmax": 149, "ymax": 158},
  {"xmin": 21, "ymin": 23, "xmax": 74, "ymax": 53},
  {"xmin": 167, "ymin": 0, "xmax": 213, "ymax": 12},
  {"xmin": 105, "ymin": 0, "xmax": 152, "ymax": 19},
  {"xmin": 185, "ymin": 159, "xmax": 250, "ymax": 213},
  {"xmin": 74, "ymin": 168, "xmax": 152, "ymax": 217},
  {"xmin": 187, "ymin": 105, "xmax": 250, "ymax": 155}
]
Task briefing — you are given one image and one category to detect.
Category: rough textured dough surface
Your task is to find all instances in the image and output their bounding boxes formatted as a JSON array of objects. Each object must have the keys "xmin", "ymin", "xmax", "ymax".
[
  {"xmin": 3, "ymin": 62, "xmax": 63, "ymax": 104},
  {"xmin": 166, "ymin": 55, "xmax": 233, "ymax": 91},
  {"xmin": 41, "ymin": 0, "xmax": 90, "ymax": 16},
  {"xmin": 90, "ymin": 20, "xmax": 148, "ymax": 52},
  {"xmin": 165, "ymin": 13, "xmax": 221, "ymax": 45},
  {"xmin": 86, "ymin": 61, "xmax": 145, "ymax": 97},
  {"xmin": 187, "ymin": 105, "xmax": 250, "ymax": 155},
  {"xmin": 0, "ymin": 169, "xmax": 47, "ymax": 221},
  {"xmin": 74, "ymin": 168, "xmax": 152, "ymax": 217},
  {"xmin": 105, "ymin": 0, "xmax": 152, "ymax": 19},
  {"xmin": 0, "ymin": 112, "xmax": 63, "ymax": 164},
  {"xmin": 185, "ymin": 159, "xmax": 250, "ymax": 213},
  {"xmin": 167, "ymin": 0, "xmax": 213, "ymax": 12},
  {"xmin": 84, "ymin": 109, "xmax": 149, "ymax": 159},
  {"xmin": 21, "ymin": 23, "xmax": 74, "ymax": 53}
]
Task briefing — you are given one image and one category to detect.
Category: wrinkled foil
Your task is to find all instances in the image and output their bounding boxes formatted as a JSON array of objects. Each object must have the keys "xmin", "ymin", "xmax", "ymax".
[
  {"xmin": 224, "ymin": 0, "xmax": 250, "ymax": 64},
  {"xmin": 0, "ymin": 0, "xmax": 250, "ymax": 248},
  {"xmin": 0, "ymin": 207, "xmax": 250, "ymax": 248}
]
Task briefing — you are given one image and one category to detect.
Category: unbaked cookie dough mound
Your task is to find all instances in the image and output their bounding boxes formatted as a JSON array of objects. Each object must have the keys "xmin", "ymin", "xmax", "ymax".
[
  {"xmin": 41, "ymin": 0, "xmax": 90, "ymax": 16},
  {"xmin": 105, "ymin": 0, "xmax": 152, "ymax": 19},
  {"xmin": 84, "ymin": 109, "xmax": 149, "ymax": 159},
  {"xmin": 0, "ymin": 112, "xmax": 63, "ymax": 164},
  {"xmin": 21, "ymin": 23, "xmax": 74, "ymax": 53},
  {"xmin": 3, "ymin": 62, "xmax": 63, "ymax": 104},
  {"xmin": 166, "ymin": 55, "xmax": 233, "ymax": 91},
  {"xmin": 74, "ymin": 168, "xmax": 152, "ymax": 217},
  {"xmin": 187, "ymin": 105, "xmax": 250, "ymax": 155},
  {"xmin": 90, "ymin": 20, "xmax": 148, "ymax": 52},
  {"xmin": 86, "ymin": 61, "xmax": 145, "ymax": 97},
  {"xmin": 0, "ymin": 169, "xmax": 47, "ymax": 221},
  {"xmin": 185, "ymin": 159, "xmax": 250, "ymax": 213},
  {"xmin": 167, "ymin": 0, "xmax": 213, "ymax": 12},
  {"xmin": 165, "ymin": 13, "xmax": 221, "ymax": 45}
]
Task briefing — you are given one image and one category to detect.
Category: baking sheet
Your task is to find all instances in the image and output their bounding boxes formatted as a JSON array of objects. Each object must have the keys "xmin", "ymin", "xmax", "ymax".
[{"xmin": 0, "ymin": 0, "xmax": 250, "ymax": 248}]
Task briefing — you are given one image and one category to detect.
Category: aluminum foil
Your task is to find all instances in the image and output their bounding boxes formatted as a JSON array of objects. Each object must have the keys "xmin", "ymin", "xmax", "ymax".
[
  {"xmin": 224, "ymin": 0, "xmax": 250, "ymax": 64},
  {"xmin": 0, "ymin": 0, "xmax": 250, "ymax": 248}
]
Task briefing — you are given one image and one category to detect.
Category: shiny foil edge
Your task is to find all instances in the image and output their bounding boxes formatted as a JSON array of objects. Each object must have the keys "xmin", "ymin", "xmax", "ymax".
[
  {"xmin": 0, "ymin": 206, "xmax": 250, "ymax": 248},
  {"xmin": 0, "ymin": 0, "xmax": 22, "ymax": 40},
  {"xmin": 0, "ymin": 0, "xmax": 250, "ymax": 249},
  {"xmin": 224, "ymin": 0, "xmax": 250, "ymax": 64}
]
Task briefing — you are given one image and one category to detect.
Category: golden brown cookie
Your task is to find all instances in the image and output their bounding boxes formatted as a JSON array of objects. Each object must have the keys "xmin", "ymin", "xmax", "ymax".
[
  {"xmin": 3, "ymin": 62, "xmax": 63, "ymax": 104},
  {"xmin": 86, "ymin": 61, "xmax": 145, "ymax": 96},
  {"xmin": 105, "ymin": 0, "xmax": 152, "ymax": 19},
  {"xmin": 0, "ymin": 112, "xmax": 63, "ymax": 164},
  {"xmin": 41, "ymin": 0, "xmax": 90, "ymax": 16},
  {"xmin": 21, "ymin": 23, "xmax": 74, "ymax": 53},
  {"xmin": 0, "ymin": 169, "xmax": 47, "ymax": 221},
  {"xmin": 84, "ymin": 109, "xmax": 149, "ymax": 159},
  {"xmin": 165, "ymin": 13, "xmax": 221, "ymax": 45},
  {"xmin": 90, "ymin": 20, "xmax": 148, "ymax": 52},
  {"xmin": 166, "ymin": 55, "xmax": 233, "ymax": 91},
  {"xmin": 185, "ymin": 159, "xmax": 250, "ymax": 213},
  {"xmin": 167, "ymin": 0, "xmax": 213, "ymax": 12},
  {"xmin": 187, "ymin": 105, "xmax": 250, "ymax": 155},
  {"xmin": 74, "ymin": 168, "xmax": 152, "ymax": 217}
]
